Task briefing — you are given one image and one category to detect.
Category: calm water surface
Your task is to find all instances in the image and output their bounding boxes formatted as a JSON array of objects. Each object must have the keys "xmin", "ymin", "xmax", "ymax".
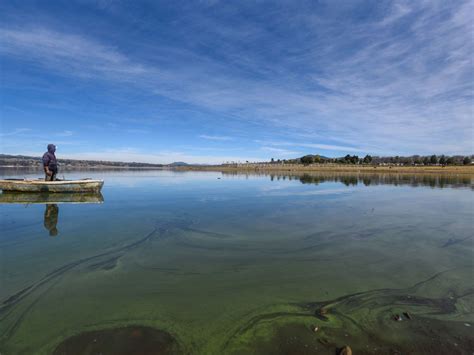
[{"xmin": 1, "ymin": 170, "xmax": 473, "ymax": 354}]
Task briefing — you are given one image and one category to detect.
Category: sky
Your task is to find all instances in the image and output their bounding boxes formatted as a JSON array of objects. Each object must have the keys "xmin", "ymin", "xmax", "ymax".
[{"xmin": 0, "ymin": 0, "xmax": 472, "ymax": 164}]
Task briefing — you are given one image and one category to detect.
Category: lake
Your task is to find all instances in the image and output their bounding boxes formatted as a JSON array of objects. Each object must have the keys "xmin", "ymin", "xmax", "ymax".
[{"xmin": 1, "ymin": 170, "xmax": 473, "ymax": 354}]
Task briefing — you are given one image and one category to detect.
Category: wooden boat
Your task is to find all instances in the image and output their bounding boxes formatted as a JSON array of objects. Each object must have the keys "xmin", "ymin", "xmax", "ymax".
[
  {"xmin": 0, "ymin": 178, "xmax": 104, "ymax": 193},
  {"xmin": 0, "ymin": 192, "xmax": 104, "ymax": 204}
]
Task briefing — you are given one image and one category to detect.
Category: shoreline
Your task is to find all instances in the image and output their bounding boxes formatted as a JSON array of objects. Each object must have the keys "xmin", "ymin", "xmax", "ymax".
[
  {"xmin": 174, "ymin": 164, "xmax": 474, "ymax": 175},
  {"xmin": 0, "ymin": 166, "xmax": 167, "ymax": 170},
  {"xmin": 2, "ymin": 164, "xmax": 474, "ymax": 175}
]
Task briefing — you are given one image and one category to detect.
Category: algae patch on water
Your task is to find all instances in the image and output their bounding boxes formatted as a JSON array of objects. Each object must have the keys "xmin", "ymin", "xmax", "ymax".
[
  {"xmin": 223, "ymin": 268, "xmax": 474, "ymax": 354},
  {"xmin": 53, "ymin": 326, "xmax": 181, "ymax": 355}
]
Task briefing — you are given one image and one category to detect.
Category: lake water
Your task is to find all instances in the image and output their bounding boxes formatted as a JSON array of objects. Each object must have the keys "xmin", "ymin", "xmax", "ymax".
[{"xmin": 1, "ymin": 170, "xmax": 473, "ymax": 354}]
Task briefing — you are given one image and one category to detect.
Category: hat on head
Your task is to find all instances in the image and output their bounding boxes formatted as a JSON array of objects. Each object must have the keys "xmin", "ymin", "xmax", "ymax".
[{"xmin": 47, "ymin": 144, "xmax": 56, "ymax": 152}]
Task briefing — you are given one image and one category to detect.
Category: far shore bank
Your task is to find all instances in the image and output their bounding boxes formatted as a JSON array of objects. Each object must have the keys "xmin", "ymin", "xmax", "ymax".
[
  {"xmin": 0, "ymin": 166, "xmax": 167, "ymax": 170},
  {"xmin": 174, "ymin": 164, "xmax": 474, "ymax": 175},
  {"xmin": 2, "ymin": 164, "xmax": 474, "ymax": 175}
]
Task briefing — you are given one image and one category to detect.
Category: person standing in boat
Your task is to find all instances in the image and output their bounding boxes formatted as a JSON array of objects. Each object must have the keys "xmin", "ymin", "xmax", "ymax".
[{"xmin": 42, "ymin": 144, "xmax": 58, "ymax": 181}]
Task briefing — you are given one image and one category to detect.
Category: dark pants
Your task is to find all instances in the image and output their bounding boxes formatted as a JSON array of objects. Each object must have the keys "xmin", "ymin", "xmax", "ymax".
[{"xmin": 45, "ymin": 172, "xmax": 57, "ymax": 181}]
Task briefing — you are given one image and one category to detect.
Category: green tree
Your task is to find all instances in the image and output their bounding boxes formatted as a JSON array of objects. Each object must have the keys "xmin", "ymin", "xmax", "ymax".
[
  {"xmin": 446, "ymin": 157, "xmax": 455, "ymax": 165},
  {"xmin": 423, "ymin": 156, "xmax": 430, "ymax": 165},
  {"xmin": 363, "ymin": 154, "xmax": 372, "ymax": 164},
  {"xmin": 300, "ymin": 155, "xmax": 314, "ymax": 166},
  {"xmin": 463, "ymin": 156, "xmax": 472, "ymax": 165},
  {"xmin": 430, "ymin": 155, "xmax": 438, "ymax": 165},
  {"xmin": 439, "ymin": 155, "xmax": 446, "ymax": 165}
]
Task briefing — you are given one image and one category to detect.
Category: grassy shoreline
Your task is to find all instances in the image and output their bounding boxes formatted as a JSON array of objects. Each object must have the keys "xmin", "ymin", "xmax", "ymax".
[{"xmin": 174, "ymin": 164, "xmax": 474, "ymax": 175}]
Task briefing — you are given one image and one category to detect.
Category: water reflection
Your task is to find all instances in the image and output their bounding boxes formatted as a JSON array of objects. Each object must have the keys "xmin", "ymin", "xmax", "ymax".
[
  {"xmin": 0, "ymin": 192, "xmax": 104, "ymax": 204},
  {"xmin": 0, "ymin": 192, "xmax": 103, "ymax": 236},
  {"xmin": 44, "ymin": 204, "xmax": 59, "ymax": 236},
  {"xmin": 223, "ymin": 171, "xmax": 474, "ymax": 189}
]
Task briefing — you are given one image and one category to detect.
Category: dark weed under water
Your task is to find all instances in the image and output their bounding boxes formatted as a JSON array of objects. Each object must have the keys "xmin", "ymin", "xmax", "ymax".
[{"xmin": 53, "ymin": 326, "xmax": 181, "ymax": 355}]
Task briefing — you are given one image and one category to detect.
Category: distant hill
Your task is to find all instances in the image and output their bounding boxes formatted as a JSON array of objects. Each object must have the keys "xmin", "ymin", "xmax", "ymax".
[
  {"xmin": 0, "ymin": 154, "xmax": 165, "ymax": 168},
  {"xmin": 168, "ymin": 162, "xmax": 189, "ymax": 166}
]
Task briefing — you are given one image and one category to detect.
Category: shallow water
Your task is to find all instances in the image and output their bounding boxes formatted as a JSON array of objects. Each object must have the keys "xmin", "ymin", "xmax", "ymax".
[{"xmin": 0, "ymin": 170, "xmax": 473, "ymax": 354}]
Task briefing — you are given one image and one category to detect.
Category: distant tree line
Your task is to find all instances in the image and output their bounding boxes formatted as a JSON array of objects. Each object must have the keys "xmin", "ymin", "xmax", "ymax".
[
  {"xmin": 268, "ymin": 154, "xmax": 473, "ymax": 166},
  {"xmin": 0, "ymin": 154, "xmax": 165, "ymax": 168}
]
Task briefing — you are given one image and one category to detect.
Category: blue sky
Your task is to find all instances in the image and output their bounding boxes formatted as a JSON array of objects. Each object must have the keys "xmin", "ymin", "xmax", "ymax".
[{"xmin": 1, "ymin": 0, "xmax": 472, "ymax": 164}]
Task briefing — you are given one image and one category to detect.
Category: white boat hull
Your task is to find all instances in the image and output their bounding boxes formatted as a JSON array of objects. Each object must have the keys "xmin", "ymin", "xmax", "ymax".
[{"xmin": 0, "ymin": 179, "xmax": 104, "ymax": 193}]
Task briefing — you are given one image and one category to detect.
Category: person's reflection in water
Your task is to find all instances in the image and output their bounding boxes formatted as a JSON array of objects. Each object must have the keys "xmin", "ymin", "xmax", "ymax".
[{"xmin": 44, "ymin": 204, "xmax": 59, "ymax": 236}]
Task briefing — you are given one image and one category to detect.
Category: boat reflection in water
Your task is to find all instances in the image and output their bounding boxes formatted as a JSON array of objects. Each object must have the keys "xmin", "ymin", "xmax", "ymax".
[{"xmin": 0, "ymin": 192, "xmax": 104, "ymax": 237}]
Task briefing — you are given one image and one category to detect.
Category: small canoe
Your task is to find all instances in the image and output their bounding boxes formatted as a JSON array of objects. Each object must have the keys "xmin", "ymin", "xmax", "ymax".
[
  {"xmin": 0, "ymin": 192, "xmax": 104, "ymax": 204},
  {"xmin": 0, "ymin": 179, "xmax": 104, "ymax": 193}
]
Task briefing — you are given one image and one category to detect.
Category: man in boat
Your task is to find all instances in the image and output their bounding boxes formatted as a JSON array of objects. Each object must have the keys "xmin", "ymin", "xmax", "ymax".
[{"xmin": 43, "ymin": 144, "xmax": 58, "ymax": 181}]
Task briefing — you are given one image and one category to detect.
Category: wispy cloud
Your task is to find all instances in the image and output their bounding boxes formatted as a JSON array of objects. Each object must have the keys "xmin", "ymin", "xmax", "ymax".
[
  {"xmin": 199, "ymin": 134, "xmax": 233, "ymax": 141},
  {"xmin": 126, "ymin": 128, "xmax": 150, "ymax": 134},
  {"xmin": 297, "ymin": 144, "xmax": 363, "ymax": 153},
  {"xmin": 255, "ymin": 140, "xmax": 367, "ymax": 155},
  {"xmin": 55, "ymin": 130, "xmax": 74, "ymax": 137},
  {"xmin": 0, "ymin": 27, "xmax": 147, "ymax": 79},
  {"xmin": 0, "ymin": 130, "xmax": 84, "ymax": 151},
  {"xmin": 1, "ymin": 1, "xmax": 472, "ymax": 158},
  {"xmin": 0, "ymin": 128, "xmax": 31, "ymax": 137},
  {"xmin": 260, "ymin": 146, "xmax": 300, "ymax": 156}
]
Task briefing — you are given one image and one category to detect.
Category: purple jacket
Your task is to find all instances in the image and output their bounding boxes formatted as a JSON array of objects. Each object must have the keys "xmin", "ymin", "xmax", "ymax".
[{"xmin": 42, "ymin": 152, "xmax": 58, "ymax": 172}]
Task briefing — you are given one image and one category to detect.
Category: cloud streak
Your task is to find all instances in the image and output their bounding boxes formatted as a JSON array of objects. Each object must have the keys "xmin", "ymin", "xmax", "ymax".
[
  {"xmin": 0, "ymin": 128, "xmax": 31, "ymax": 137},
  {"xmin": 0, "ymin": 28, "xmax": 147, "ymax": 79},
  {"xmin": 199, "ymin": 135, "xmax": 233, "ymax": 141}
]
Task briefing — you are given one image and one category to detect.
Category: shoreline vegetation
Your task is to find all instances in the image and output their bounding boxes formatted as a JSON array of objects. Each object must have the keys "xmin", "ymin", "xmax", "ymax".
[
  {"xmin": 1, "ymin": 153, "xmax": 473, "ymax": 175},
  {"xmin": 175, "ymin": 163, "xmax": 474, "ymax": 175}
]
